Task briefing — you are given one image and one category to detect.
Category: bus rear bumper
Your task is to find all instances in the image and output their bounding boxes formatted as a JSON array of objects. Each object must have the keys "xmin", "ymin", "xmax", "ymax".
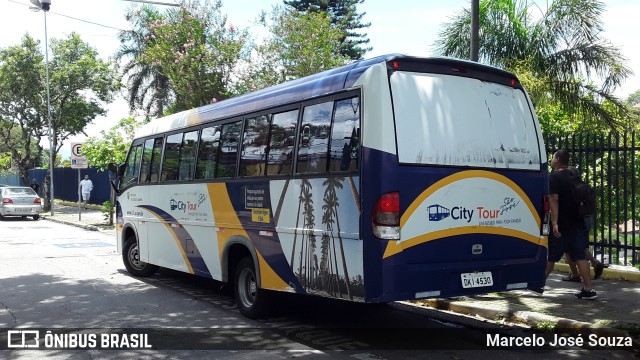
[{"xmin": 372, "ymin": 253, "xmax": 547, "ymax": 303}]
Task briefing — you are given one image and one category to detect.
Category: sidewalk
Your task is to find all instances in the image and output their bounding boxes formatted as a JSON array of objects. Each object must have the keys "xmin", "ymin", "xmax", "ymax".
[
  {"xmin": 41, "ymin": 202, "xmax": 115, "ymax": 235},
  {"xmin": 42, "ymin": 205, "xmax": 640, "ymax": 339}
]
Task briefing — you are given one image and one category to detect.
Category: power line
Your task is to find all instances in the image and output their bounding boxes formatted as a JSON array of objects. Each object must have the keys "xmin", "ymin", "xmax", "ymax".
[
  {"xmin": 7, "ymin": 0, "xmax": 127, "ymax": 32},
  {"xmin": 53, "ymin": 12, "xmax": 126, "ymax": 32},
  {"xmin": 121, "ymin": 0, "xmax": 179, "ymax": 6}
]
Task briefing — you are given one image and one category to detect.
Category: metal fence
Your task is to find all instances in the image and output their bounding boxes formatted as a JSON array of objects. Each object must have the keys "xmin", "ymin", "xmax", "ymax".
[{"xmin": 545, "ymin": 132, "xmax": 639, "ymax": 268}]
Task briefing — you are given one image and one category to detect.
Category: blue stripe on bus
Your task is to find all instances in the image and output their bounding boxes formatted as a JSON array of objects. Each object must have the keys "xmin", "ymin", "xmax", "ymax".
[
  {"xmin": 138, "ymin": 205, "xmax": 212, "ymax": 278},
  {"xmin": 224, "ymin": 181, "xmax": 306, "ymax": 294}
]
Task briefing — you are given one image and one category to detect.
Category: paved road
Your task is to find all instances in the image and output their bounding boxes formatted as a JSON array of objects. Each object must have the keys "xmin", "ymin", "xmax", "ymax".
[{"xmin": 0, "ymin": 217, "xmax": 636, "ymax": 359}]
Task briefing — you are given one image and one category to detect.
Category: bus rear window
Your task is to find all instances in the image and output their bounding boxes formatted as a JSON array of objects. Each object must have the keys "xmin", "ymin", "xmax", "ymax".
[{"xmin": 390, "ymin": 72, "xmax": 540, "ymax": 170}]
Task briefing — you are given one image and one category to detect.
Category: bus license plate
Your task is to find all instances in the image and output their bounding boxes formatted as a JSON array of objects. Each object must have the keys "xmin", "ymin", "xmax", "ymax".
[{"xmin": 461, "ymin": 272, "xmax": 493, "ymax": 288}]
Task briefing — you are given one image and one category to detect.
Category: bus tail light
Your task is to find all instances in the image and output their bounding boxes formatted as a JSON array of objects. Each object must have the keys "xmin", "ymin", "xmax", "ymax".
[
  {"xmin": 373, "ymin": 192, "xmax": 400, "ymax": 240},
  {"xmin": 541, "ymin": 195, "xmax": 550, "ymax": 235}
]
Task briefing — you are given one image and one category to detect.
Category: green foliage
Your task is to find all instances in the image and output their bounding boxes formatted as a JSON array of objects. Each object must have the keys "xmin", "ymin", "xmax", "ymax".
[
  {"xmin": 284, "ymin": 0, "xmax": 371, "ymax": 60},
  {"xmin": 101, "ymin": 200, "xmax": 113, "ymax": 223},
  {"xmin": 116, "ymin": 6, "xmax": 170, "ymax": 118},
  {"xmin": 434, "ymin": 0, "xmax": 631, "ymax": 130},
  {"xmin": 82, "ymin": 117, "xmax": 143, "ymax": 170},
  {"xmin": 0, "ymin": 152, "xmax": 11, "ymax": 172},
  {"xmin": 48, "ymin": 33, "xmax": 121, "ymax": 159},
  {"xmin": 0, "ymin": 35, "xmax": 46, "ymax": 184},
  {"xmin": 534, "ymin": 321, "xmax": 556, "ymax": 332},
  {"xmin": 137, "ymin": 0, "xmax": 250, "ymax": 112},
  {"xmin": 236, "ymin": 6, "xmax": 350, "ymax": 93}
]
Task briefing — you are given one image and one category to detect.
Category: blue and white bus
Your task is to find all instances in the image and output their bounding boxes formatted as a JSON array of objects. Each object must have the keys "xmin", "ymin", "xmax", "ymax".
[{"xmin": 114, "ymin": 55, "xmax": 550, "ymax": 318}]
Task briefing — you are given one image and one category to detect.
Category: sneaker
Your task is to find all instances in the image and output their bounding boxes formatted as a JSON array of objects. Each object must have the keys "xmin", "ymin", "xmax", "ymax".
[
  {"xmin": 562, "ymin": 274, "xmax": 581, "ymax": 282},
  {"xmin": 575, "ymin": 288, "xmax": 597, "ymax": 300},
  {"xmin": 593, "ymin": 262, "xmax": 604, "ymax": 280},
  {"xmin": 530, "ymin": 287, "xmax": 544, "ymax": 295}
]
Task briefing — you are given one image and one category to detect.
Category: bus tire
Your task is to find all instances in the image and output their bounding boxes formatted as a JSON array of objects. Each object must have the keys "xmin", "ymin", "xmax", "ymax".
[
  {"xmin": 32, "ymin": 215, "xmax": 40, "ymax": 220},
  {"xmin": 234, "ymin": 256, "xmax": 269, "ymax": 319},
  {"xmin": 123, "ymin": 236, "xmax": 158, "ymax": 277}
]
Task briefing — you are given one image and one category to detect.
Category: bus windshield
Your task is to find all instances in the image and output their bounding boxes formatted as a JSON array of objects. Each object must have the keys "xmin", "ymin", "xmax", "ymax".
[{"xmin": 391, "ymin": 71, "xmax": 540, "ymax": 169}]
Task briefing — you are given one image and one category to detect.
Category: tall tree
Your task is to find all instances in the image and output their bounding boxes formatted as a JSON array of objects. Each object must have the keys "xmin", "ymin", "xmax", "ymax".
[
  {"xmin": 116, "ymin": 6, "xmax": 172, "ymax": 118},
  {"xmin": 47, "ymin": 33, "xmax": 120, "ymax": 165},
  {"xmin": 139, "ymin": 0, "xmax": 251, "ymax": 112},
  {"xmin": 433, "ymin": 0, "xmax": 632, "ymax": 130},
  {"xmin": 238, "ymin": 6, "xmax": 350, "ymax": 92},
  {"xmin": 82, "ymin": 117, "xmax": 144, "ymax": 170},
  {"xmin": 0, "ymin": 36, "xmax": 47, "ymax": 184},
  {"xmin": 284, "ymin": 0, "xmax": 371, "ymax": 59}
]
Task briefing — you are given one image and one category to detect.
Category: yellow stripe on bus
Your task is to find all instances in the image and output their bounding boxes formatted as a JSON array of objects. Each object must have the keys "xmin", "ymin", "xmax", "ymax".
[
  {"xmin": 257, "ymin": 251, "xmax": 290, "ymax": 291},
  {"xmin": 207, "ymin": 183, "xmax": 288, "ymax": 290},
  {"xmin": 208, "ymin": 183, "xmax": 250, "ymax": 260},
  {"xmin": 383, "ymin": 227, "xmax": 547, "ymax": 259}
]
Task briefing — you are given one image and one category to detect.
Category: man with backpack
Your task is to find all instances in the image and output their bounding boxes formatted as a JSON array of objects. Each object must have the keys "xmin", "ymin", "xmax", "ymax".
[
  {"xmin": 544, "ymin": 149, "xmax": 597, "ymax": 299},
  {"xmin": 561, "ymin": 166, "xmax": 604, "ymax": 282}
]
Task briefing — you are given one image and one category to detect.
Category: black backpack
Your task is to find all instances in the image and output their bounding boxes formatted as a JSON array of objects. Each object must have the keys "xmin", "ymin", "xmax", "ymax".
[{"xmin": 564, "ymin": 167, "xmax": 597, "ymax": 219}]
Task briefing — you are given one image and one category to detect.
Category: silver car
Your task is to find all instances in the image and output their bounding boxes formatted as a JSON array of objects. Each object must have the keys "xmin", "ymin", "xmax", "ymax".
[{"xmin": 0, "ymin": 186, "xmax": 44, "ymax": 220}]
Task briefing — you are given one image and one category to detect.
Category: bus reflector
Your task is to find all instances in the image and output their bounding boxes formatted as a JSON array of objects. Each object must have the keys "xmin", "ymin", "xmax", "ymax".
[{"xmin": 373, "ymin": 192, "xmax": 400, "ymax": 240}]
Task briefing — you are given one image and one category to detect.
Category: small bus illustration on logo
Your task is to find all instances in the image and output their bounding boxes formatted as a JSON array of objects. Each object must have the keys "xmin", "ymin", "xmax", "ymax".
[{"xmin": 428, "ymin": 204, "xmax": 450, "ymax": 221}]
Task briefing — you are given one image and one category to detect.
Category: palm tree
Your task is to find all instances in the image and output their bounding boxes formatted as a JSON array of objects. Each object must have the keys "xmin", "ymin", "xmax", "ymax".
[
  {"xmin": 322, "ymin": 176, "xmax": 351, "ymax": 299},
  {"xmin": 116, "ymin": 6, "xmax": 173, "ymax": 118},
  {"xmin": 433, "ymin": 0, "xmax": 631, "ymax": 129}
]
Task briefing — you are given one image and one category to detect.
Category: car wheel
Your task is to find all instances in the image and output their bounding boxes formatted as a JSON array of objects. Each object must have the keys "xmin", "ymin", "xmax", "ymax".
[
  {"xmin": 32, "ymin": 215, "xmax": 40, "ymax": 220},
  {"xmin": 122, "ymin": 235, "xmax": 158, "ymax": 277},
  {"xmin": 234, "ymin": 256, "xmax": 270, "ymax": 319}
]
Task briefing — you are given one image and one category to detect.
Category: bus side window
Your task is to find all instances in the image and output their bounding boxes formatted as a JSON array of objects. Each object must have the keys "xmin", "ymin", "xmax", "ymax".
[
  {"xmin": 240, "ymin": 115, "xmax": 271, "ymax": 177},
  {"xmin": 179, "ymin": 130, "xmax": 199, "ymax": 180},
  {"xmin": 121, "ymin": 144, "xmax": 143, "ymax": 188},
  {"xmin": 196, "ymin": 125, "xmax": 220, "ymax": 179},
  {"xmin": 267, "ymin": 110, "xmax": 298, "ymax": 176},
  {"xmin": 217, "ymin": 121, "xmax": 242, "ymax": 178},
  {"xmin": 296, "ymin": 101, "xmax": 332, "ymax": 174},
  {"xmin": 139, "ymin": 138, "xmax": 155, "ymax": 183},
  {"xmin": 330, "ymin": 97, "xmax": 360, "ymax": 172},
  {"xmin": 161, "ymin": 133, "xmax": 183, "ymax": 182},
  {"xmin": 149, "ymin": 137, "xmax": 164, "ymax": 183}
]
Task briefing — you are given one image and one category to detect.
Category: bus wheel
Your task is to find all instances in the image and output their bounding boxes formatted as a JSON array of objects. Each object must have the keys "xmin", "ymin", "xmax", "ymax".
[
  {"xmin": 234, "ymin": 257, "xmax": 269, "ymax": 319},
  {"xmin": 32, "ymin": 215, "xmax": 40, "ymax": 220},
  {"xmin": 123, "ymin": 236, "xmax": 158, "ymax": 277}
]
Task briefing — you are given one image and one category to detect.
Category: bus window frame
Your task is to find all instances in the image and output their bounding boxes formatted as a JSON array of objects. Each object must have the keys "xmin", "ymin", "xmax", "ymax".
[
  {"xmin": 120, "ymin": 138, "xmax": 145, "ymax": 189},
  {"xmin": 122, "ymin": 89, "xmax": 362, "ymax": 189}
]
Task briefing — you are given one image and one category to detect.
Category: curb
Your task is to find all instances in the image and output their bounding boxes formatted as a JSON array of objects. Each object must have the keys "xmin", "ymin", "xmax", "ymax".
[
  {"xmin": 43, "ymin": 216, "xmax": 99, "ymax": 231},
  {"xmin": 553, "ymin": 263, "xmax": 640, "ymax": 282},
  {"xmin": 416, "ymin": 298, "xmax": 634, "ymax": 338}
]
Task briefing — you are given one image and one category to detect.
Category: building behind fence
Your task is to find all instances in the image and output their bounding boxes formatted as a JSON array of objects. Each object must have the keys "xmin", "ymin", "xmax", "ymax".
[{"xmin": 545, "ymin": 131, "xmax": 639, "ymax": 268}]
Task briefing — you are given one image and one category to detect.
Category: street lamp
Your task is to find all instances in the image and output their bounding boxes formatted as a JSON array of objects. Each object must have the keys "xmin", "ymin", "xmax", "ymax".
[{"xmin": 30, "ymin": 0, "xmax": 55, "ymax": 216}]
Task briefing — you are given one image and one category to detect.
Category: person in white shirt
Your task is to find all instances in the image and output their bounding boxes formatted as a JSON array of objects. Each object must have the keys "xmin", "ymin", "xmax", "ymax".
[{"xmin": 79, "ymin": 174, "xmax": 93, "ymax": 208}]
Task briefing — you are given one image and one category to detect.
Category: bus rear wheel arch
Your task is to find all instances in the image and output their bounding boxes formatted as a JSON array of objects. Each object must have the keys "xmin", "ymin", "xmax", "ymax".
[{"xmin": 123, "ymin": 235, "xmax": 158, "ymax": 277}]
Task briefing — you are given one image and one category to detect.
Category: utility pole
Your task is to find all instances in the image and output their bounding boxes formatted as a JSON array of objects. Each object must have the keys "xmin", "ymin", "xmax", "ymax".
[{"xmin": 471, "ymin": 0, "xmax": 479, "ymax": 62}]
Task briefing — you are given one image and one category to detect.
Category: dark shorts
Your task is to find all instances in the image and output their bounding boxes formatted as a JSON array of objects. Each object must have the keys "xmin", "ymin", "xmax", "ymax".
[{"xmin": 548, "ymin": 229, "xmax": 589, "ymax": 262}]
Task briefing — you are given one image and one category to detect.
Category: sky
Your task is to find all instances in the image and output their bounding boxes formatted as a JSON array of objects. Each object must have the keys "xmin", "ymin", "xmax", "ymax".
[{"xmin": 2, "ymin": 0, "xmax": 639, "ymax": 158}]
